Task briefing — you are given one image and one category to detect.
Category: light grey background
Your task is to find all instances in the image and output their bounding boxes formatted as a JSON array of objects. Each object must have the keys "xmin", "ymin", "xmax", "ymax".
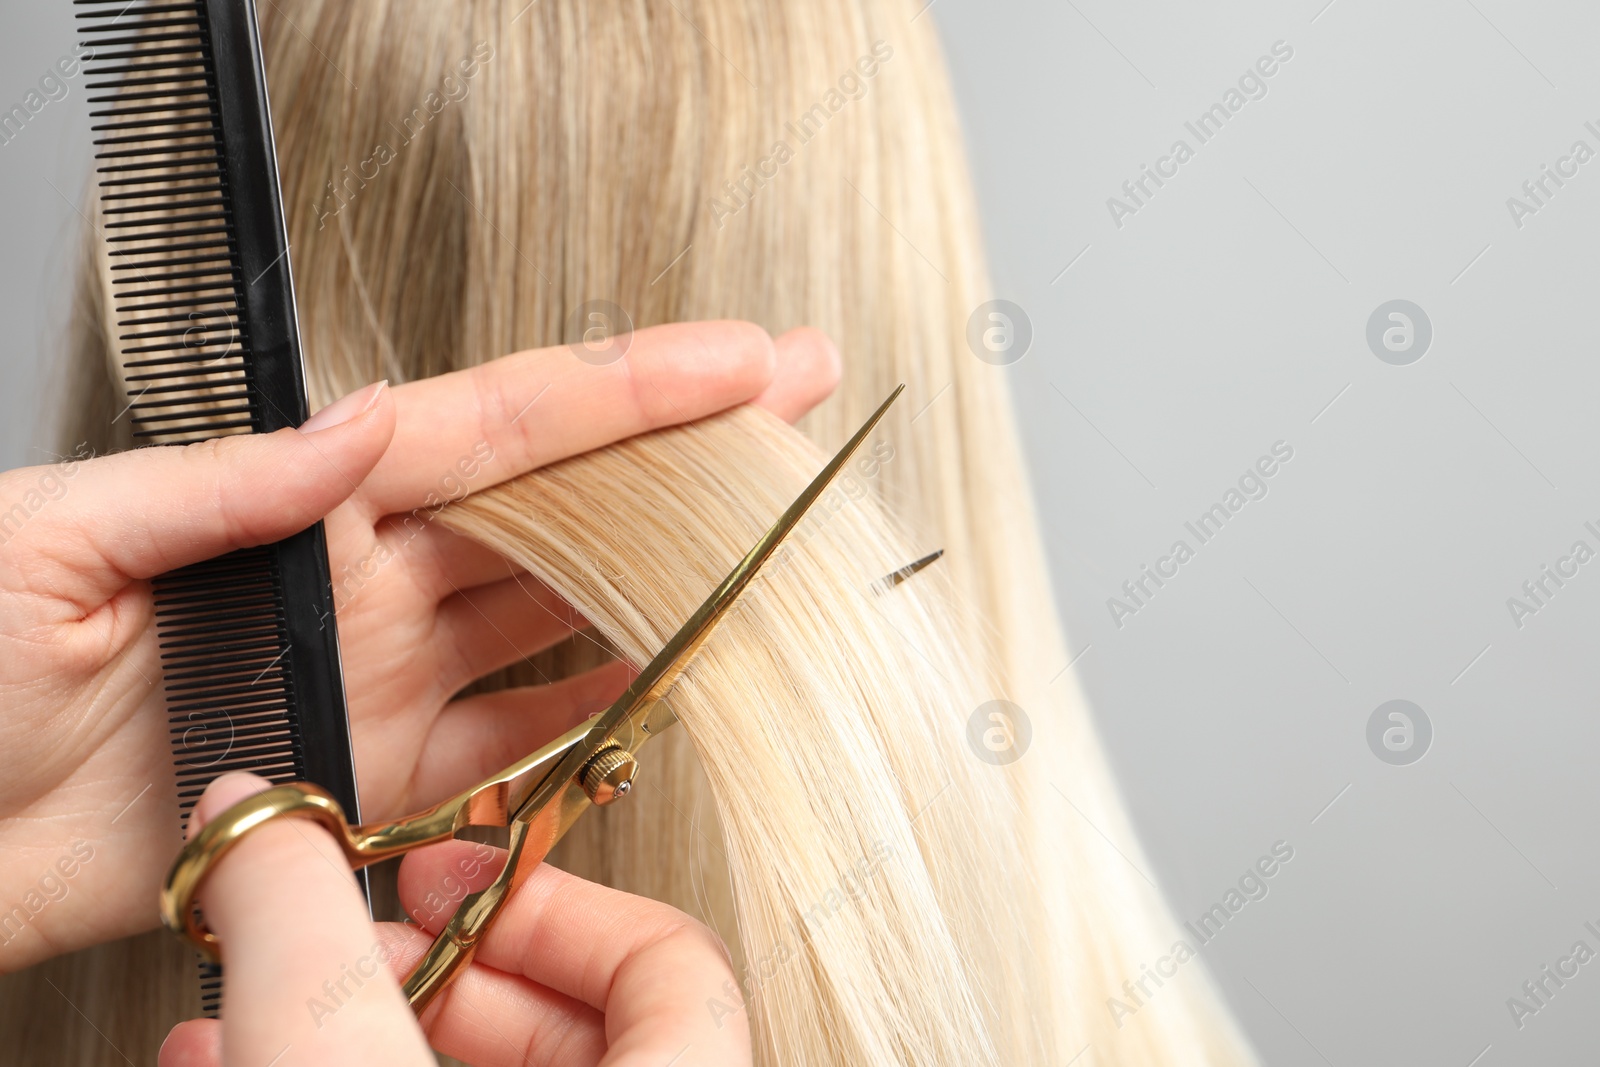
[
  {"xmin": 0, "ymin": 1, "xmax": 92, "ymax": 468},
  {"xmin": 4, "ymin": 1, "xmax": 1599, "ymax": 1064},
  {"xmin": 936, "ymin": 1, "xmax": 1600, "ymax": 1065}
]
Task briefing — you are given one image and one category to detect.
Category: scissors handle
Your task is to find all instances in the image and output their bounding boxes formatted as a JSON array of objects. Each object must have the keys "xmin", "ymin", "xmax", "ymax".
[
  {"xmin": 159, "ymin": 719, "xmax": 603, "ymax": 1014},
  {"xmin": 159, "ymin": 784, "xmax": 441, "ymax": 953}
]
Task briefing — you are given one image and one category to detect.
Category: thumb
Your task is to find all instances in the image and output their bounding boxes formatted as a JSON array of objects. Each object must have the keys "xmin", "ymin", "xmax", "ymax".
[
  {"xmin": 8, "ymin": 381, "xmax": 394, "ymax": 608},
  {"xmin": 157, "ymin": 772, "xmax": 430, "ymax": 1066}
]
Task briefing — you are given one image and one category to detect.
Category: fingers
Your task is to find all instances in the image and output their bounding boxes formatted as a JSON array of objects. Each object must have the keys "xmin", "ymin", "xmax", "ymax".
[
  {"xmin": 394, "ymin": 846, "xmax": 750, "ymax": 1067},
  {"xmin": 7, "ymin": 382, "xmax": 394, "ymax": 612},
  {"xmin": 158, "ymin": 772, "xmax": 432, "ymax": 1066},
  {"xmin": 752, "ymin": 327, "xmax": 842, "ymax": 423},
  {"xmin": 375, "ymin": 919, "xmax": 606, "ymax": 1067},
  {"xmin": 354, "ymin": 321, "xmax": 819, "ymax": 517},
  {"xmin": 157, "ymin": 1018, "xmax": 221, "ymax": 1067},
  {"xmin": 403, "ymin": 661, "xmax": 633, "ymax": 805},
  {"xmin": 372, "ymin": 517, "xmax": 529, "ymax": 601},
  {"xmin": 432, "ymin": 572, "xmax": 588, "ymax": 694},
  {"xmin": 4, "ymin": 320, "xmax": 843, "ymax": 614}
]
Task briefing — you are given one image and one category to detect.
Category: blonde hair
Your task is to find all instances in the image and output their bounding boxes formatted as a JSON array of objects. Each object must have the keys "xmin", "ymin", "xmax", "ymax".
[
  {"xmin": 10, "ymin": 1, "xmax": 1257, "ymax": 1064},
  {"xmin": 442, "ymin": 405, "xmax": 1037, "ymax": 1064}
]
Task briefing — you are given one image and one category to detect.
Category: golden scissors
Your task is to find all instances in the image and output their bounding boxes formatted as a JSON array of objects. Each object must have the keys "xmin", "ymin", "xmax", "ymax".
[{"xmin": 159, "ymin": 386, "xmax": 904, "ymax": 1015}]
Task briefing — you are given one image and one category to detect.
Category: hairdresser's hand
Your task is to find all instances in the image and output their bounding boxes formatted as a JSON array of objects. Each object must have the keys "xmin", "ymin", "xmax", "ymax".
[
  {"xmin": 157, "ymin": 773, "xmax": 751, "ymax": 1067},
  {"xmin": 325, "ymin": 323, "xmax": 838, "ymax": 829},
  {"xmin": 0, "ymin": 321, "xmax": 838, "ymax": 970}
]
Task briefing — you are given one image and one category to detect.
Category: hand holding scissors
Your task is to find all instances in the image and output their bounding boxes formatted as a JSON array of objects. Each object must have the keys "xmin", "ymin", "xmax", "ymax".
[
  {"xmin": 156, "ymin": 771, "xmax": 754, "ymax": 1067},
  {"xmin": 157, "ymin": 388, "xmax": 904, "ymax": 1063}
]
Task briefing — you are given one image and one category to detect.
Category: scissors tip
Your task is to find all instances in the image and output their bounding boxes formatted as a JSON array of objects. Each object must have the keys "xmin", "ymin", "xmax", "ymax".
[{"xmin": 875, "ymin": 549, "xmax": 944, "ymax": 592}]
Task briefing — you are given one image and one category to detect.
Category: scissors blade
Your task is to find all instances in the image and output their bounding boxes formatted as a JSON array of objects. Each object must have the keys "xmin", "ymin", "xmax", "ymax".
[{"xmin": 505, "ymin": 384, "xmax": 905, "ymax": 819}]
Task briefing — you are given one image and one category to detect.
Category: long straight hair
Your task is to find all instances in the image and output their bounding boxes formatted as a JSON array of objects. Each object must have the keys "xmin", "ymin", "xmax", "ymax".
[
  {"xmin": 14, "ymin": 1, "xmax": 1257, "ymax": 1064},
  {"xmin": 441, "ymin": 405, "xmax": 1046, "ymax": 1065}
]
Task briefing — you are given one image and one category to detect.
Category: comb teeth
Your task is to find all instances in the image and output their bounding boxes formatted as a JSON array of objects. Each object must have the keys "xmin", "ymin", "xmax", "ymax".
[
  {"xmin": 75, "ymin": 0, "xmax": 350, "ymax": 1022},
  {"xmin": 152, "ymin": 543, "xmax": 312, "ymax": 1023},
  {"xmin": 198, "ymin": 960, "xmax": 223, "ymax": 1015},
  {"xmin": 155, "ymin": 547, "xmax": 307, "ymax": 805},
  {"xmin": 77, "ymin": 0, "xmax": 257, "ymax": 446}
]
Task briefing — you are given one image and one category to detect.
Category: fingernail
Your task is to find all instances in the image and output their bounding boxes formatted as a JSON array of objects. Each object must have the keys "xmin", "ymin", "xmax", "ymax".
[{"xmin": 301, "ymin": 380, "xmax": 388, "ymax": 434}]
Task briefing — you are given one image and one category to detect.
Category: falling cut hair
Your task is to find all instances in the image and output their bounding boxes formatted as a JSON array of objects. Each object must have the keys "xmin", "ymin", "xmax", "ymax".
[{"xmin": 10, "ymin": 1, "xmax": 1258, "ymax": 1064}]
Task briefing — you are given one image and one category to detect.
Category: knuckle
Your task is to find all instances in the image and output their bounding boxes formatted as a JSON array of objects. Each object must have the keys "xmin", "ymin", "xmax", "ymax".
[
  {"xmin": 622, "ymin": 360, "xmax": 666, "ymax": 428},
  {"xmin": 796, "ymin": 327, "xmax": 843, "ymax": 392},
  {"xmin": 743, "ymin": 321, "xmax": 780, "ymax": 377},
  {"xmin": 657, "ymin": 913, "xmax": 735, "ymax": 971},
  {"xmin": 179, "ymin": 435, "xmax": 232, "ymax": 466},
  {"xmin": 709, "ymin": 320, "xmax": 777, "ymax": 388},
  {"xmin": 628, "ymin": 320, "xmax": 775, "ymax": 426},
  {"xmin": 470, "ymin": 360, "xmax": 538, "ymax": 475},
  {"xmin": 179, "ymin": 436, "xmax": 252, "ymax": 546}
]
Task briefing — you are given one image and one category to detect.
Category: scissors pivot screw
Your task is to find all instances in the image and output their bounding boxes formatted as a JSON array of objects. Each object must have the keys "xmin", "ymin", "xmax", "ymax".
[{"xmin": 581, "ymin": 744, "xmax": 638, "ymax": 805}]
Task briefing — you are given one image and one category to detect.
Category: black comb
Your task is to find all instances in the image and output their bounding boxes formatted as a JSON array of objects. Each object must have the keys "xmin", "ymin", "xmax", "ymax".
[{"xmin": 74, "ymin": 0, "xmax": 366, "ymax": 1016}]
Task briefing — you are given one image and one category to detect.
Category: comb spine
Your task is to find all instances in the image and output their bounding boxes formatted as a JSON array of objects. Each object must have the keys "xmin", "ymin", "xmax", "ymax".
[{"xmin": 201, "ymin": 0, "xmax": 362, "ymax": 826}]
